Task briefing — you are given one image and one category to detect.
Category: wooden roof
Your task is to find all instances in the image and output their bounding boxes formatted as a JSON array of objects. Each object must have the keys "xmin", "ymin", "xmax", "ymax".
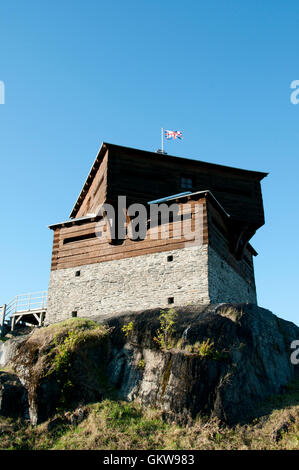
[{"xmin": 70, "ymin": 142, "xmax": 268, "ymax": 219}]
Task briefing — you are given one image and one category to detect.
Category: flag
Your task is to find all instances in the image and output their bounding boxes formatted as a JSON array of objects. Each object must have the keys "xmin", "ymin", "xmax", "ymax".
[{"xmin": 164, "ymin": 130, "xmax": 183, "ymax": 140}]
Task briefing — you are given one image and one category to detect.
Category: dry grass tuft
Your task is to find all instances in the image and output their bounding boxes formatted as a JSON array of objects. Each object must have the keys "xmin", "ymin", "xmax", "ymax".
[
  {"xmin": 1, "ymin": 381, "xmax": 299, "ymax": 450},
  {"xmin": 216, "ymin": 306, "xmax": 242, "ymax": 322}
]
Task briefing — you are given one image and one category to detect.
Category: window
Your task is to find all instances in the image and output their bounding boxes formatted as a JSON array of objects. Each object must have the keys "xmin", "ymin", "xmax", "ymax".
[
  {"xmin": 75, "ymin": 270, "xmax": 81, "ymax": 277},
  {"xmin": 167, "ymin": 255, "xmax": 173, "ymax": 262},
  {"xmin": 181, "ymin": 176, "xmax": 193, "ymax": 189},
  {"xmin": 63, "ymin": 233, "xmax": 97, "ymax": 244},
  {"xmin": 72, "ymin": 311, "xmax": 77, "ymax": 318},
  {"xmin": 168, "ymin": 297, "xmax": 174, "ymax": 304}
]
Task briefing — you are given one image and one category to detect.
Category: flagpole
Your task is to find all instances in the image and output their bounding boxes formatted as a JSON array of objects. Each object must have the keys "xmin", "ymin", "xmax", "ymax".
[{"xmin": 161, "ymin": 128, "xmax": 164, "ymax": 153}]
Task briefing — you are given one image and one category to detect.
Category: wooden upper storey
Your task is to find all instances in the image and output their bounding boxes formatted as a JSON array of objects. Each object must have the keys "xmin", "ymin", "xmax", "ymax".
[
  {"xmin": 50, "ymin": 192, "xmax": 255, "ymax": 287},
  {"xmin": 65, "ymin": 143, "xmax": 267, "ymax": 259},
  {"xmin": 51, "ymin": 194, "xmax": 209, "ymax": 271},
  {"xmin": 70, "ymin": 142, "xmax": 267, "ymax": 227}
]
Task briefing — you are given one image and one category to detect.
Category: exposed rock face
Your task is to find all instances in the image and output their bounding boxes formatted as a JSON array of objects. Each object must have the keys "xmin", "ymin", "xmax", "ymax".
[
  {"xmin": 0, "ymin": 335, "xmax": 29, "ymax": 368},
  {"xmin": 1, "ymin": 304, "xmax": 299, "ymax": 425},
  {"xmin": 104, "ymin": 303, "xmax": 299, "ymax": 424},
  {"xmin": 0, "ymin": 371, "xmax": 29, "ymax": 419},
  {"xmin": 11, "ymin": 320, "xmax": 110, "ymax": 425}
]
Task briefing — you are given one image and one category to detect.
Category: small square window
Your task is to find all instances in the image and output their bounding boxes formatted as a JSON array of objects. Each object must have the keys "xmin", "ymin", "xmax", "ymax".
[
  {"xmin": 167, "ymin": 255, "xmax": 173, "ymax": 262},
  {"xmin": 72, "ymin": 311, "xmax": 77, "ymax": 318},
  {"xmin": 75, "ymin": 271, "xmax": 81, "ymax": 277},
  {"xmin": 181, "ymin": 176, "xmax": 193, "ymax": 189},
  {"xmin": 168, "ymin": 297, "xmax": 174, "ymax": 304}
]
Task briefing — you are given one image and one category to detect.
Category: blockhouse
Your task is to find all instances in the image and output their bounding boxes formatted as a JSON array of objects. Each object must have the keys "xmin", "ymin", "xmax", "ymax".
[{"xmin": 47, "ymin": 143, "xmax": 267, "ymax": 323}]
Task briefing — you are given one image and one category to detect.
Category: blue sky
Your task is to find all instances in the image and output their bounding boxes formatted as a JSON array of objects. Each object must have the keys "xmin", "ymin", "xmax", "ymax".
[{"xmin": 0, "ymin": 1, "xmax": 298, "ymax": 324}]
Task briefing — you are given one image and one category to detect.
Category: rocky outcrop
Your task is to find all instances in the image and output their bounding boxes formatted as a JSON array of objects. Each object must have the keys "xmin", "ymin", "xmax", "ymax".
[
  {"xmin": 0, "ymin": 334, "xmax": 29, "ymax": 368},
  {"xmin": 1, "ymin": 304, "xmax": 299, "ymax": 425},
  {"xmin": 0, "ymin": 371, "xmax": 29, "ymax": 419},
  {"xmin": 103, "ymin": 303, "xmax": 299, "ymax": 424},
  {"xmin": 11, "ymin": 319, "xmax": 111, "ymax": 425}
]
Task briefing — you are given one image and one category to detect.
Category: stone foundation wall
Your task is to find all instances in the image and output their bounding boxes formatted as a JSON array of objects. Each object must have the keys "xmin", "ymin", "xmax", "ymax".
[
  {"xmin": 208, "ymin": 246, "xmax": 257, "ymax": 304},
  {"xmin": 47, "ymin": 245, "xmax": 210, "ymax": 324},
  {"xmin": 47, "ymin": 244, "xmax": 257, "ymax": 324}
]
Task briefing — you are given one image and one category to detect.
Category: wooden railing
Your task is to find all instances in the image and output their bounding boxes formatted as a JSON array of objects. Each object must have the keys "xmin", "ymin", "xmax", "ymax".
[
  {"xmin": 0, "ymin": 291, "xmax": 47, "ymax": 335},
  {"xmin": 0, "ymin": 304, "xmax": 7, "ymax": 337}
]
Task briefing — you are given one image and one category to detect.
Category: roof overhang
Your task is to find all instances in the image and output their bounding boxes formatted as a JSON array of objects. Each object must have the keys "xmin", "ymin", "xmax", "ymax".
[
  {"xmin": 151, "ymin": 189, "xmax": 231, "ymax": 219},
  {"xmin": 49, "ymin": 188, "xmax": 258, "ymax": 256},
  {"xmin": 49, "ymin": 214, "xmax": 100, "ymax": 230},
  {"xmin": 69, "ymin": 142, "xmax": 269, "ymax": 219},
  {"xmin": 69, "ymin": 142, "xmax": 109, "ymax": 219}
]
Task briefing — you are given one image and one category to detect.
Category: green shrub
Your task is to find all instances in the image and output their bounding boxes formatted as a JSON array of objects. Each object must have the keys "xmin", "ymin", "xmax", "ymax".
[
  {"xmin": 46, "ymin": 322, "xmax": 109, "ymax": 408},
  {"xmin": 53, "ymin": 329, "xmax": 79, "ymax": 374},
  {"xmin": 185, "ymin": 339, "xmax": 227, "ymax": 360},
  {"xmin": 154, "ymin": 308, "xmax": 177, "ymax": 350},
  {"xmin": 121, "ymin": 322, "xmax": 134, "ymax": 337}
]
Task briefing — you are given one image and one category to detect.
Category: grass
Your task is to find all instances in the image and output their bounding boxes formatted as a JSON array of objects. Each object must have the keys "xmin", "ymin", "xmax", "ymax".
[
  {"xmin": 184, "ymin": 339, "xmax": 229, "ymax": 361},
  {"xmin": 8, "ymin": 318, "xmax": 112, "ymax": 414},
  {"xmin": 46, "ymin": 317, "xmax": 108, "ymax": 337},
  {"xmin": 216, "ymin": 305, "xmax": 243, "ymax": 322},
  {"xmin": 50, "ymin": 322, "xmax": 108, "ymax": 372},
  {"xmin": 20, "ymin": 317, "xmax": 109, "ymax": 376},
  {"xmin": 1, "ymin": 380, "xmax": 299, "ymax": 450},
  {"xmin": 1, "ymin": 317, "xmax": 299, "ymax": 450}
]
